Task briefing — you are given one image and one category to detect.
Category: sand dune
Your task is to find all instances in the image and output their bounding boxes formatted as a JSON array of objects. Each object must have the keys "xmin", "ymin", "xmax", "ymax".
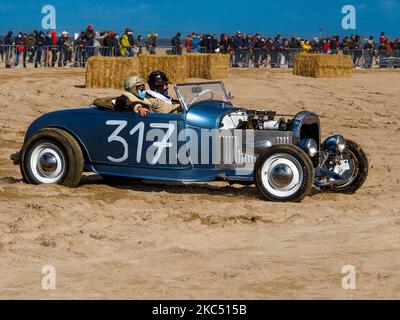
[{"xmin": 0, "ymin": 67, "xmax": 399, "ymax": 299}]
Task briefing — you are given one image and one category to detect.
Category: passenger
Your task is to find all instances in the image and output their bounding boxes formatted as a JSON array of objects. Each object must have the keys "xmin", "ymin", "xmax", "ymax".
[{"xmin": 115, "ymin": 76, "xmax": 151, "ymax": 117}]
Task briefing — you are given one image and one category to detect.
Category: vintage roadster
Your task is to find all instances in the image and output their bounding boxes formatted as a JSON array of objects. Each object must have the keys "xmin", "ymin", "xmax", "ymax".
[{"xmin": 11, "ymin": 81, "xmax": 368, "ymax": 202}]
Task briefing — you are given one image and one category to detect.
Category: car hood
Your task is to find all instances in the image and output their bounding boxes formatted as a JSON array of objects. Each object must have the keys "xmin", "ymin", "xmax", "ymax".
[{"xmin": 185, "ymin": 101, "xmax": 239, "ymax": 129}]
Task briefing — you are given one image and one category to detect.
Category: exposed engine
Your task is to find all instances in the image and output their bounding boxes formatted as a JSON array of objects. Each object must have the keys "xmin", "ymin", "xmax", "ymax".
[{"xmin": 220, "ymin": 110, "xmax": 293, "ymax": 131}]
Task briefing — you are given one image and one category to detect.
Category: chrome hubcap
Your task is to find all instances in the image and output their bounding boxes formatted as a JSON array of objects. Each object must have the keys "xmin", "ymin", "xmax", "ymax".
[
  {"xmin": 39, "ymin": 153, "xmax": 58, "ymax": 174},
  {"xmin": 261, "ymin": 154, "xmax": 303, "ymax": 198},
  {"xmin": 30, "ymin": 143, "xmax": 65, "ymax": 184},
  {"xmin": 270, "ymin": 164, "xmax": 294, "ymax": 188}
]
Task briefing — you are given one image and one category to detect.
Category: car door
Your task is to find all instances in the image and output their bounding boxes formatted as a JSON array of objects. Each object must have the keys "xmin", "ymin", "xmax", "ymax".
[
  {"xmin": 84, "ymin": 108, "xmax": 132, "ymax": 167},
  {"xmin": 129, "ymin": 112, "xmax": 189, "ymax": 170}
]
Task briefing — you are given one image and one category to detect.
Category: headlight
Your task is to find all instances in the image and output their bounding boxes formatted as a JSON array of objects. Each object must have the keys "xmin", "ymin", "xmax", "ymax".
[
  {"xmin": 322, "ymin": 135, "xmax": 346, "ymax": 153},
  {"xmin": 297, "ymin": 138, "xmax": 318, "ymax": 157}
]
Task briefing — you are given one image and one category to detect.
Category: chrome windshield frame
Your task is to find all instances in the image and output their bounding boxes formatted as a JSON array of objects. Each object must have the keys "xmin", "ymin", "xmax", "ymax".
[{"xmin": 174, "ymin": 81, "xmax": 231, "ymax": 111}]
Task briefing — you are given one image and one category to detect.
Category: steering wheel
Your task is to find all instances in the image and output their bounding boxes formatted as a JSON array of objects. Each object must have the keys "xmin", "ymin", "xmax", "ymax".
[{"xmin": 190, "ymin": 90, "xmax": 214, "ymax": 105}]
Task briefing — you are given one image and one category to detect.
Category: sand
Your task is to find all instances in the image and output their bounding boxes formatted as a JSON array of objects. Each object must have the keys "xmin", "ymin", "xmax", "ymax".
[{"xmin": 0, "ymin": 67, "xmax": 399, "ymax": 299}]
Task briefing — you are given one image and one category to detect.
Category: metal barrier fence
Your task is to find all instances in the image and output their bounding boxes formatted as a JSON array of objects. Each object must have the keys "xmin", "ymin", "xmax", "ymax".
[
  {"xmin": 229, "ymin": 48, "xmax": 400, "ymax": 68},
  {"xmin": 0, "ymin": 45, "xmax": 399, "ymax": 69}
]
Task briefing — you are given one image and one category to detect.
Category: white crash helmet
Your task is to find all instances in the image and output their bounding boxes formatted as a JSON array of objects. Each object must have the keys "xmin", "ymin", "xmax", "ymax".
[{"xmin": 124, "ymin": 76, "xmax": 145, "ymax": 92}]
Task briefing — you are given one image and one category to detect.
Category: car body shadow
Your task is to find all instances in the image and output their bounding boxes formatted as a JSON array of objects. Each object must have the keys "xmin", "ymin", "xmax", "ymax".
[{"xmin": 80, "ymin": 174, "xmax": 257, "ymax": 198}]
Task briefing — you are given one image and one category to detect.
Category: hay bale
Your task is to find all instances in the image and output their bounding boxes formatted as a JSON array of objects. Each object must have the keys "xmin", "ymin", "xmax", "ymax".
[
  {"xmin": 185, "ymin": 54, "xmax": 205, "ymax": 78},
  {"xmin": 138, "ymin": 55, "xmax": 187, "ymax": 84},
  {"xmin": 293, "ymin": 53, "xmax": 353, "ymax": 78},
  {"xmin": 85, "ymin": 54, "xmax": 230, "ymax": 89},
  {"xmin": 86, "ymin": 56, "xmax": 140, "ymax": 89},
  {"xmin": 205, "ymin": 54, "xmax": 230, "ymax": 79},
  {"xmin": 185, "ymin": 54, "xmax": 230, "ymax": 80}
]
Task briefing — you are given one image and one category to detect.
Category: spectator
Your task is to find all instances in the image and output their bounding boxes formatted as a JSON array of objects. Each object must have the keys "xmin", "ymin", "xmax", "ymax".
[
  {"xmin": 171, "ymin": 32, "xmax": 183, "ymax": 55},
  {"xmin": 384, "ymin": 38, "xmax": 393, "ymax": 55},
  {"xmin": 43, "ymin": 31, "xmax": 53, "ymax": 67},
  {"xmin": 211, "ymin": 34, "xmax": 220, "ymax": 53},
  {"xmin": 350, "ymin": 35, "xmax": 362, "ymax": 68},
  {"xmin": 242, "ymin": 34, "xmax": 253, "ymax": 67},
  {"xmin": 322, "ymin": 38, "xmax": 331, "ymax": 54},
  {"xmin": 271, "ymin": 35, "xmax": 281, "ymax": 68},
  {"xmin": 125, "ymin": 28, "xmax": 137, "ymax": 56},
  {"xmin": 14, "ymin": 32, "xmax": 26, "ymax": 68},
  {"xmin": 233, "ymin": 31, "xmax": 244, "ymax": 67},
  {"xmin": 309, "ymin": 37, "xmax": 319, "ymax": 53},
  {"xmin": 203, "ymin": 34, "xmax": 213, "ymax": 53},
  {"xmin": 301, "ymin": 40, "xmax": 312, "ymax": 52},
  {"xmin": 185, "ymin": 33, "xmax": 193, "ymax": 53},
  {"xmin": 288, "ymin": 36, "xmax": 301, "ymax": 67},
  {"xmin": 364, "ymin": 37, "xmax": 375, "ymax": 68},
  {"xmin": 342, "ymin": 36, "xmax": 350, "ymax": 55},
  {"xmin": 25, "ymin": 31, "xmax": 37, "ymax": 63},
  {"xmin": 145, "ymin": 33, "xmax": 157, "ymax": 54},
  {"xmin": 103, "ymin": 32, "xmax": 119, "ymax": 56},
  {"xmin": 263, "ymin": 38, "xmax": 274, "ymax": 67},
  {"xmin": 379, "ymin": 32, "xmax": 386, "ymax": 44},
  {"xmin": 331, "ymin": 36, "xmax": 340, "ymax": 54},
  {"xmin": 4, "ymin": 31, "xmax": 14, "ymax": 68},
  {"xmin": 58, "ymin": 31, "xmax": 71, "ymax": 67},
  {"xmin": 137, "ymin": 35, "xmax": 144, "ymax": 55},
  {"xmin": 192, "ymin": 33, "xmax": 201, "ymax": 53},
  {"xmin": 120, "ymin": 33, "xmax": 131, "ymax": 57},
  {"xmin": 92, "ymin": 31, "xmax": 106, "ymax": 56},
  {"xmin": 34, "ymin": 31, "xmax": 45, "ymax": 68},
  {"xmin": 84, "ymin": 24, "xmax": 96, "ymax": 58},
  {"xmin": 393, "ymin": 39, "xmax": 400, "ymax": 53},
  {"xmin": 74, "ymin": 31, "xmax": 87, "ymax": 67},
  {"xmin": 219, "ymin": 33, "xmax": 229, "ymax": 54},
  {"xmin": 0, "ymin": 37, "xmax": 3, "ymax": 64},
  {"xmin": 252, "ymin": 34, "xmax": 262, "ymax": 68}
]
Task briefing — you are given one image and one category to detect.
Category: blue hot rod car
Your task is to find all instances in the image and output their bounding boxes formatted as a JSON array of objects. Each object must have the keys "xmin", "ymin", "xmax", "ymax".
[{"xmin": 11, "ymin": 81, "xmax": 368, "ymax": 202}]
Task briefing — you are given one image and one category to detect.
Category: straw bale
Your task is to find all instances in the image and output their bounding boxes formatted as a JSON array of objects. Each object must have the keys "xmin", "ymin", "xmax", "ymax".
[
  {"xmin": 293, "ymin": 53, "xmax": 353, "ymax": 78},
  {"xmin": 86, "ymin": 54, "xmax": 230, "ymax": 89},
  {"xmin": 185, "ymin": 54, "xmax": 229, "ymax": 79},
  {"xmin": 138, "ymin": 55, "xmax": 187, "ymax": 83},
  {"xmin": 86, "ymin": 56, "xmax": 140, "ymax": 89}
]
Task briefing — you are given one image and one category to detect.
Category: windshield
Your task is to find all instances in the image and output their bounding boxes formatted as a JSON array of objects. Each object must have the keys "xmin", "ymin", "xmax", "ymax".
[{"xmin": 174, "ymin": 82, "xmax": 231, "ymax": 109}]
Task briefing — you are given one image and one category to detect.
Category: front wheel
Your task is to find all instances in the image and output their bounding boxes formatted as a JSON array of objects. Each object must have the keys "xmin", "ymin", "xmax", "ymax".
[
  {"xmin": 321, "ymin": 140, "xmax": 368, "ymax": 194},
  {"xmin": 255, "ymin": 145, "xmax": 315, "ymax": 202},
  {"xmin": 20, "ymin": 128, "xmax": 84, "ymax": 187}
]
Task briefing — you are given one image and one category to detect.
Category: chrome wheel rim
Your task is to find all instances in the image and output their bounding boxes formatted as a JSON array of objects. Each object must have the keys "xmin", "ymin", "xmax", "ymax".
[
  {"xmin": 332, "ymin": 152, "xmax": 357, "ymax": 187},
  {"xmin": 261, "ymin": 154, "xmax": 303, "ymax": 198},
  {"xmin": 30, "ymin": 143, "xmax": 65, "ymax": 184}
]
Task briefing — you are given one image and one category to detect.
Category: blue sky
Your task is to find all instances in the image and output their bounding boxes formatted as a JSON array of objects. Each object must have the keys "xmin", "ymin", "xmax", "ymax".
[{"xmin": 0, "ymin": 0, "xmax": 399, "ymax": 38}]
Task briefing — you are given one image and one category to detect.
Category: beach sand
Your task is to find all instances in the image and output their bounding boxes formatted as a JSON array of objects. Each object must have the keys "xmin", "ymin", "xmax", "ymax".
[{"xmin": 0, "ymin": 67, "xmax": 399, "ymax": 299}]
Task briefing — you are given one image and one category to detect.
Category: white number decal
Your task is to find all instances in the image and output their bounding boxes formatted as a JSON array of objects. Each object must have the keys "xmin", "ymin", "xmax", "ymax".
[
  {"xmin": 106, "ymin": 121, "xmax": 176, "ymax": 165},
  {"xmin": 130, "ymin": 122, "xmax": 145, "ymax": 163},
  {"xmin": 106, "ymin": 120, "xmax": 128, "ymax": 163},
  {"xmin": 150, "ymin": 123, "xmax": 175, "ymax": 165}
]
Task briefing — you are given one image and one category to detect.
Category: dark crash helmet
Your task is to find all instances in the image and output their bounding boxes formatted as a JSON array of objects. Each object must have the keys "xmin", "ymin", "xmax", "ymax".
[{"xmin": 148, "ymin": 71, "xmax": 169, "ymax": 89}]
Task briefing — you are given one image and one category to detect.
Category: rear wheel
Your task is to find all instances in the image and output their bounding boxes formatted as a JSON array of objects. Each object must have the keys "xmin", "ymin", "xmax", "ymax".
[
  {"xmin": 20, "ymin": 128, "xmax": 83, "ymax": 187},
  {"xmin": 255, "ymin": 145, "xmax": 314, "ymax": 202}
]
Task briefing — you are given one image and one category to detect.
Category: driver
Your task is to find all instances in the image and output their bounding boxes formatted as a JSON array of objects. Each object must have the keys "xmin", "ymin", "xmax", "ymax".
[{"xmin": 146, "ymin": 71, "xmax": 180, "ymax": 113}]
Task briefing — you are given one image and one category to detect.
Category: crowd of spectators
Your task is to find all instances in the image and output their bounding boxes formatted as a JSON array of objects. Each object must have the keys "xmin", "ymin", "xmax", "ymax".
[
  {"xmin": 173, "ymin": 31, "xmax": 400, "ymax": 68},
  {"xmin": 1, "ymin": 25, "xmax": 399, "ymax": 69},
  {"xmin": 0, "ymin": 25, "xmax": 159, "ymax": 68}
]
